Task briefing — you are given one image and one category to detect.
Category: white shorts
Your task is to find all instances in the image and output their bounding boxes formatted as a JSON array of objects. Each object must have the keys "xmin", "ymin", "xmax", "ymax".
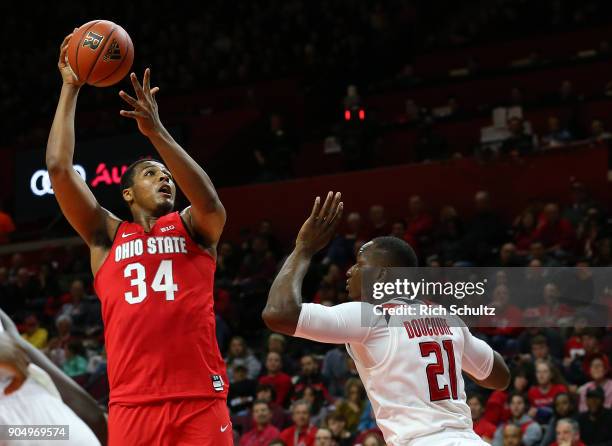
[{"xmin": 407, "ymin": 430, "xmax": 488, "ymax": 446}]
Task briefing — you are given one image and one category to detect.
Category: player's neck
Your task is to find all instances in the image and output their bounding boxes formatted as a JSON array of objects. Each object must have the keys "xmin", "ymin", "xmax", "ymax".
[{"xmin": 131, "ymin": 211, "xmax": 161, "ymax": 233}]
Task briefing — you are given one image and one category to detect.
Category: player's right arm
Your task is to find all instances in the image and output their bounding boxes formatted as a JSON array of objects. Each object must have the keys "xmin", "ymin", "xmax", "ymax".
[
  {"xmin": 0, "ymin": 309, "xmax": 107, "ymax": 445},
  {"xmin": 46, "ymin": 32, "xmax": 120, "ymax": 254},
  {"xmin": 461, "ymin": 327, "xmax": 510, "ymax": 390}
]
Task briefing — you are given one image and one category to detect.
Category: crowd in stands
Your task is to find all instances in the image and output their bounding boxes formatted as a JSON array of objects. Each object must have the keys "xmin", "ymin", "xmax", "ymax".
[{"xmin": 1, "ymin": 177, "xmax": 611, "ymax": 445}]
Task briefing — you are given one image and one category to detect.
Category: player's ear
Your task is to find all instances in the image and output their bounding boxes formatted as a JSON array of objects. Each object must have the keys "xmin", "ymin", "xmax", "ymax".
[
  {"xmin": 375, "ymin": 267, "xmax": 389, "ymax": 282},
  {"xmin": 122, "ymin": 188, "xmax": 133, "ymax": 204}
]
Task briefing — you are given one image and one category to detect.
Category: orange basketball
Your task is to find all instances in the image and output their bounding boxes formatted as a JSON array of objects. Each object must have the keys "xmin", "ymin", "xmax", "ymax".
[{"xmin": 67, "ymin": 20, "xmax": 134, "ymax": 87}]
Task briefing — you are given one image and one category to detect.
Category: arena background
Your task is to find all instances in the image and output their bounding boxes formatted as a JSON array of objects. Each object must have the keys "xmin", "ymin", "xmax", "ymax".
[{"xmin": 1, "ymin": 1, "xmax": 612, "ymax": 445}]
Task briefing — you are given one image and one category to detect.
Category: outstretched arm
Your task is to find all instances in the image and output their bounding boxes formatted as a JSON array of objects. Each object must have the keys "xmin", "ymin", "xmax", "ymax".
[
  {"xmin": 262, "ymin": 192, "xmax": 343, "ymax": 335},
  {"xmin": 46, "ymin": 31, "xmax": 119, "ymax": 250},
  {"xmin": 466, "ymin": 351, "xmax": 510, "ymax": 390},
  {"xmin": 119, "ymin": 69, "xmax": 226, "ymax": 247},
  {"xmin": 0, "ymin": 310, "xmax": 107, "ymax": 445}
]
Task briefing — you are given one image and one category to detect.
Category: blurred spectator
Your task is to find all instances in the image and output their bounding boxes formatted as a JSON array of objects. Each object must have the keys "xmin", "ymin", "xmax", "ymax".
[
  {"xmin": 513, "ymin": 210, "xmax": 538, "ymax": 253},
  {"xmin": 433, "ymin": 205, "xmax": 465, "ymax": 264},
  {"xmin": 492, "ymin": 393, "xmax": 542, "ymax": 446},
  {"xmin": 325, "ymin": 412, "xmax": 353, "ymax": 446},
  {"xmin": 563, "ymin": 182, "xmax": 594, "ymax": 228},
  {"xmin": 225, "ymin": 336, "xmax": 262, "ymax": 382},
  {"xmin": 577, "ymin": 355, "xmax": 612, "ymax": 412},
  {"xmin": 279, "ymin": 400, "xmax": 318, "ymax": 446},
  {"xmin": 577, "ymin": 386, "xmax": 612, "ymax": 445},
  {"xmin": 254, "ymin": 384, "xmax": 290, "ymax": 430},
  {"xmin": 326, "ymin": 212, "xmax": 365, "ymax": 268},
  {"xmin": 0, "ymin": 204, "xmax": 15, "ymax": 244},
  {"xmin": 20, "ymin": 314, "xmax": 48, "ymax": 349},
  {"xmin": 292, "ymin": 354, "xmax": 330, "ymax": 404},
  {"xmin": 541, "ymin": 116, "xmax": 572, "ymax": 148},
  {"xmin": 46, "ymin": 314, "xmax": 73, "ymax": 367},
  {"xmin": 228, "ymin": 362, "xmax": 257, "ymax": 415},
  {"xmin": 333, "ymin": 378, "xmax": 365, "ymax": 434},
  {"xmin": 235, "ymin": 236, "xmax": 277, "ymax": 292},
  {"xmin": 540, "ymin": 393, "xmax": 578, "ymax": 446},
  {"xmin": 57, "ymin": 279, "xmax": 101, "ymax": 334},
  {"xmin": 62, "ymin": 340, "xmax": 88, "ymax": 378},
  {"xmin": 532, "ymin": 203, "xmax": 576, "ymax": 256},
  {"xmin": 501, "ymin": 117, "xmax": 534, "ymax": 156},
  {"xmin": 359, "ymin": 432, "xmax": 385, "ymax": 446},
  {"xmin": 343, "ymin": 85, "xmax": 361, "ymax": 110},
  {"xmin": 259, "ymin": 351, "xmax": 293, "ymax": 407},
  {"xmin": 589, "ymin": 119, "xmax": 612, "ymax": 143},
  {"xmin": 414, "ymin": 119, "xmax": 449, "ymax": 162},
  {"xmin": 551, "ymin": 418, "xmax": 585, "ymax": 446},
  {"xmin": 314, "ymin": 427, "xmax": 333, "ymax": 446},
  {"xmin": 460, "ymin": 191, "xmax": 507, "ymax": 264},
  {"xmin": 527, "ymin": 359, "xmax": 568, "ymax": 420},
  {"xmin": 524, "ymin": 284, "xmax": 573, "ymax": 327},
  {"xmin": 367, "ymin": 205, "xmax": 389, "ymax": 240},
  {"xmin": 498, "ymin": 243, "xmax": 521, "ymax": 267},
  {"xmin": 564, "ymin": 328, "xmax": 605, "ymax": 386},
  {"xmin": 485, "ymin": 367, "xmax": 531, "ymax": 425},
  {"xmin": 468, "ymin": 393, "xmax": 496, "ymax": 443},
  {"xmin": 403, "ymin": 195, "xmax": 434, "ymax": 253},
  {"xmin": 253, "ymin": 113, "xmax": 297, "ymax": 182},
  {"xmin": 239, "ymin": 400, "xmax": 280, "ymax": 446},
  {"xmin": 501, "ymin": 423, "xmax": 522, "ymax": 446},
  {"xmin": 216, "ymin": 241, "xmax": 240, "ymax": 285},
  {"xmin": 390, "ymin": 221, "xmax": 406, "ymax": 239}
]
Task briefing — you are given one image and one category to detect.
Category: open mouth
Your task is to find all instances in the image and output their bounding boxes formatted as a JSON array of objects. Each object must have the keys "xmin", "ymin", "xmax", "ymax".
[{"xmin": 158, "ymin": 184, "xmax": 172, "ymax": 197}]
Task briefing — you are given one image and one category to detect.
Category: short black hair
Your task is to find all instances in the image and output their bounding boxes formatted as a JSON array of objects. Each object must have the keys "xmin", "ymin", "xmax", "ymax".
[
  {"xmin": 120, "ymin": 158, "xmax": 164, "ymax": 191},
  {"xmin": 370, "ymin": 236, "xmax": 418, "ymax": 267}
]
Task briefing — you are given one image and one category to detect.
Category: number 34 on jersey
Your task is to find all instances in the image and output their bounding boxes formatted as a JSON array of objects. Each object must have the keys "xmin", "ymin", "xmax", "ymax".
[{"xmin": 123, "ymin": 260, "xmax": 178, "ymax": 304}]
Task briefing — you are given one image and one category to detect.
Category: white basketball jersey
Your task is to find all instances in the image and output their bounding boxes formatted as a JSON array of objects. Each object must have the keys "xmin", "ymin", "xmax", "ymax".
[{"xmin": 347, "ymin": 303, "xmax": 492, "ymax": 445}]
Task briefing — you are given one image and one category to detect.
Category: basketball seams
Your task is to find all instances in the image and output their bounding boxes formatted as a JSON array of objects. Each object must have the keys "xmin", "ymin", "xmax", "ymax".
[
  {"xmin": 84, "ymin": 24, "xmax": 117, "ymax": 84},
  {"xmin": 94, "ymin": 29, "xmax": 133, "ymax": 87},
  {"xmin": 73, "ymin": 20, "xmax": 101, "ymax": 81}
]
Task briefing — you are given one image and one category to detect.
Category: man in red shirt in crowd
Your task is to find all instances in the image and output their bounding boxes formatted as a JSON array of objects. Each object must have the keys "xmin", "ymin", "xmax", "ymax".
[
  {"xmin": 468, "ymin": 394, "xmax": 496, "ymax": 443},
  {"xmin": 239, "ymin": 400, "xmax": 280, "ymax": 446},
  {"xmin": 403, "ymin": 195, "xmax": 433, "ymax": 252},
  {"xmin": 533, "ymin": 203, "xmax": 575, "ymax": 254},
  {"xmin": 259, "ymin": 352, "xmax": 293, "ymax": 406},
  {"xmin": 279, "ymin": 400, "xmax": 318, "ymax": 446},
  {"xmin": 551, "ymin": 418, "xmax": 585, "ymax": 446}
]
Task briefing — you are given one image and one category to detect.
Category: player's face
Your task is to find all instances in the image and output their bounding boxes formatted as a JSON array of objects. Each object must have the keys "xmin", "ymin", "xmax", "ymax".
[
  {"xmin": 346, "ymin": 242, "xmax": 375, "ymax": 299},
  {"xmin": 125, "ymin": 162, "xmax": 176, "ymax": 216}
]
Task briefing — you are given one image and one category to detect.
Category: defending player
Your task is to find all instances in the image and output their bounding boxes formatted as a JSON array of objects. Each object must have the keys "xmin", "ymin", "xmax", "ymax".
[
  {"xmin": 46, "ymin": 32, "xmax": 231, "ymax": 445},
  {"xmin": 263, "ymin": 192, "xmax": 511, "ymax": 446}
]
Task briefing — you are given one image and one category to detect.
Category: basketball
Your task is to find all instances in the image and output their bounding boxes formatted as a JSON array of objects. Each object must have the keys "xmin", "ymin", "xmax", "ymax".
[{"xmin": 67, "ymin": 20, "xmax": 134, "ymax": 87}]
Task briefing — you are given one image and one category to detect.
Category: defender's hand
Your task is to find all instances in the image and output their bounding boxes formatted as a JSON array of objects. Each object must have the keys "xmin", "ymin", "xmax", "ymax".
[
  {"xmin": 119, "ymin": 68, "xmax": 162, "ymax": 137},
  {"xmin": 295, "ymin": 191, "xmax": 343, "ymax": 257},
  {"xmin": 58, "ymin": 30, "xmax": 85, "ymax": 87}
]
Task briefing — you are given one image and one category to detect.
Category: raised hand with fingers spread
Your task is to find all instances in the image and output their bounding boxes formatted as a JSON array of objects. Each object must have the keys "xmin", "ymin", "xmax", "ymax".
[{"xmin": 119, "ymin": 69, "xmax": 161, "ymax": 137}]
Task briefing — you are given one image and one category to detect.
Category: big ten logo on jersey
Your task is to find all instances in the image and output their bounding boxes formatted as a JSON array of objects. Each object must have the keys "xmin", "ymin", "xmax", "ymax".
[
  {"xmin": 83, "ymin": 31, "xmax": 104, "ymax": 50},
  {"xmin": 114, "ymin": 236, "xmax": 187, "ymax": 262}
]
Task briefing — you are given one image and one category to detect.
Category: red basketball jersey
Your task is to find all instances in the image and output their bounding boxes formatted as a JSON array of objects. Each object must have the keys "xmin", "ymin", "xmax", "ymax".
[{"xmin": 94, "ymin": 211, "xmax": 228, "ymax": 405}]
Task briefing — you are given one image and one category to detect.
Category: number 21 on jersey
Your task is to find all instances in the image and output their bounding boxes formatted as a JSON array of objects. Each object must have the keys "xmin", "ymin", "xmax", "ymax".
[
  {"xmin": 123, "ymin": 260, "xmax": 178, "ymax": 304},
  {"xmin": 419, "ymin": 340, "xmax": 458, "ymax": 402}
]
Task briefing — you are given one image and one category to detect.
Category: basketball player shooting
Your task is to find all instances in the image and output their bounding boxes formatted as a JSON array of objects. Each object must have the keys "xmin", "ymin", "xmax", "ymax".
[
  {"xmin": 263, "ymin": 192, "xmax": 511, "ymax": 446},
  {"xmin": 46, "ymin": 32, "xmax": 232, "ymax": 445}
]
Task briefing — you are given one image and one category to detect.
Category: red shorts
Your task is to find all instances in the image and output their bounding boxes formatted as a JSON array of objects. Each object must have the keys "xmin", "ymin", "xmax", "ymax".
[{"xmin": 108, "ymin": 398, "xmax": 233, "ymax": 446}]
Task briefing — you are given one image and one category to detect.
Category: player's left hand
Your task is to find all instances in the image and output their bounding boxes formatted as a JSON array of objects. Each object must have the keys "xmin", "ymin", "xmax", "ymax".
[
  {"xmin": 295, "ymin": 191, "xmax": 343, "ymax": 257},
  {"xmin": 119, "ymin": 68, "xmax": 162, "ymax": 137}
]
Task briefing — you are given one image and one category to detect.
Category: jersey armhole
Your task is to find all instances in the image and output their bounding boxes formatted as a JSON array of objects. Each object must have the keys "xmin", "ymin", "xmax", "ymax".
[{"xmin": 177, "ymin": 210, "xmax": 216, "ymax": 262}]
